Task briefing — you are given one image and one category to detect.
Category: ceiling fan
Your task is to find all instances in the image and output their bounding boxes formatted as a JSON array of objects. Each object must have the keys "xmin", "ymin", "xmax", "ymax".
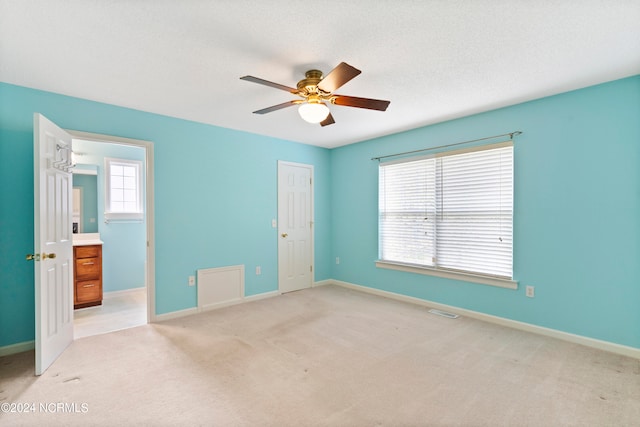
[{"xmin": 240, "ymin": 62, "xmax": 390, "ymax": 127}]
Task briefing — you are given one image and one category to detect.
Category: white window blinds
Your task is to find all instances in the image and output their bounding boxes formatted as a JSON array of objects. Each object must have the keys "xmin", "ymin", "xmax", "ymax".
[{"xmin": 379, "ymin": 142, "xmax": 513, "ymax": 279}]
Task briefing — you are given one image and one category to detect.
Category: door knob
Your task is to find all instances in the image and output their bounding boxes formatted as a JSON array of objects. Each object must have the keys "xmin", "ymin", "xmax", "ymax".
[
  {"xmin": 26, "ymin": 253, "xmax": 56, "ymax": 261},
  {"xmin": 281, "ymin": 233, "xmax": 288, "ymax": 238}
]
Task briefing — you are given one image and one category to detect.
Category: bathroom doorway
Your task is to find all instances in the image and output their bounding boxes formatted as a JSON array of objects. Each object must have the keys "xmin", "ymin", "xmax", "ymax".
[{"xmin": 69, "ymin": 131, "xmax": 154, "ymax": 339}]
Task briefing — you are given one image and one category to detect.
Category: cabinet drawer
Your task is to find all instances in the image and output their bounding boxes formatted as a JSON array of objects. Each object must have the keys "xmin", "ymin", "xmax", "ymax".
[
  {"xmin": 76, "ymin": 280, "xmax": 101, "ymax": 303},
  {"xmin": 76, "ymin": 257, "xmax": 100, "ymax": 280},
  {"xmin": 75, "ymin": 245, "xmax": 101, "ymax": 259}
]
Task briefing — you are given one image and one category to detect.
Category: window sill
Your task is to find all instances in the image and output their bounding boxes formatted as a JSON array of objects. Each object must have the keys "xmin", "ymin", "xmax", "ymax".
[
  {"xmin": 104, "ymin": 212, "xmax": 144, "ymax": 222},
  {"xmin": 375, "ymin": 260, "xmax": 518, "ymax": 290}
]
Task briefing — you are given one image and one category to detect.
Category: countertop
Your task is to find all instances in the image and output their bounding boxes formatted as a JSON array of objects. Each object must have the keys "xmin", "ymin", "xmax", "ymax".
[{"xmin": 72, "ymin": 233, "xmax": 103, "ymax": 246}]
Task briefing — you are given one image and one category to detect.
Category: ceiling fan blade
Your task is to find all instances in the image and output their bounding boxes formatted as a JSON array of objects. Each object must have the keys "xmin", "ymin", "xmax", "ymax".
[
  {"xmin": 332, "ymin": 95, "xmax": 390, "ymax": 111},
  {"xmin": 240, "ymin": 76, "xmax": 298, "ymax": 93},
  {"xmin": 320, "ymin": 113, "xmax": 335, "ymax": 127},
  {"xmin": 317, "ymin": 62, "xmax": 361, "ymax": 93},
  {"xmin": 253, "ymin": 100, "xmax": 298, "ymax": 114}
]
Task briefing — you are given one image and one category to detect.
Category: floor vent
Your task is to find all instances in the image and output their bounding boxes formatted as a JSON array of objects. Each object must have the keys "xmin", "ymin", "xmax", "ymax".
[{"xmin": 428, "ymin": 309, "xmax": 459, "ymax": 319}]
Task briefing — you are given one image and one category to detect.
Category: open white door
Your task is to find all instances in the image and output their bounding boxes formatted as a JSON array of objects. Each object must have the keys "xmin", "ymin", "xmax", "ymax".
[
  {"xmin": 277, "ymin": 161, "xmax": 313, "ymax": 293},
  {"xmin": 31, "ymin": 114, "xmax": 74, "ymax": 375}
]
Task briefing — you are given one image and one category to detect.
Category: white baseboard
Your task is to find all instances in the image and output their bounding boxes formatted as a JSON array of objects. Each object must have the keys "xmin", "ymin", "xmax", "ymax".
[
  {"xmin": 244, "ymin": 290, "xmax": 279, "ymax": 303},
  {"xmin": 154, "ymin": 307, "xmax": 199, "ymax": 322},
  {"xmin": 313, "ymin": 279, "xmax": 332, "ymax": 287},
  {"xmin": 198, "ymin": 299, "xmax": 244, "ymax": 313},
  {"xmin": 153, "ymin": 289, "xmax": 279, "ymax": 322},
  {"xmin": 330, "ymin": 279, "xmax": 640, "ymax": 360},
  {"xmin": 104, "ymin": 286, "xmax": 146, "ymax": 299},
  {"xmin": 0, "ymin": 340, "xmax": 35, "ymax": 357}
]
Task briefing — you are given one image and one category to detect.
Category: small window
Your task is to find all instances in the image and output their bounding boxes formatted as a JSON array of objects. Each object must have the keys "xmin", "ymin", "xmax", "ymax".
[
  {"xmin": 105, "ymin": 157, "xmax": 143, "ymax": 221},
  {"xmin": 378, "ymin": 142, "xmax": 513, "ymax": 282}
]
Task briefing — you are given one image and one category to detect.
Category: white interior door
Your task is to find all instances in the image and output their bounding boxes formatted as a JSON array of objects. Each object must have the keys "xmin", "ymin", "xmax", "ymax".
[
  {"xmin": 278, "ymin": 161, "xmax": 313, "ymax": 293},
  {"xmin": 33, "ymin": 113, "xmax": 74, "ymax": 375}
]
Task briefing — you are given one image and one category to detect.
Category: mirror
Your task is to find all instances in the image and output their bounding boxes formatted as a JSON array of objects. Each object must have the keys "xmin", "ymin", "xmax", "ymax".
[{"xmin": 73, "ymin": 165, "xmax": 99, "ymax": 233}]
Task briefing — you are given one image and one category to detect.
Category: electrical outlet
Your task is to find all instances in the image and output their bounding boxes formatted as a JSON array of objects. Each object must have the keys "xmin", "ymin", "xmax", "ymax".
[
  {"xmin": 336, "ymin": 257, "xmax": 340, "ymax": 265},
  {"xmin": 525, "ymin": 286, "xmax": 535, "ymax": 298},
  {"xmin": 188, "ymin": 276, "xmax": 195, "ymax": 286},
  {"xmin": 256, "ymin": 266, "xmax": 261, "ymax": 275}
]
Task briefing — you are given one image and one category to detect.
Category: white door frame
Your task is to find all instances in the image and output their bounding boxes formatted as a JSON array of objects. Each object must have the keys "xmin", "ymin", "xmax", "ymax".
[
  {"xmin": 277, "ymin": 160, "xmax": 314, "ymax": 293},
  {"xmin": 67, "ymin": 130, "xmax": 156, "ymax": 323}
]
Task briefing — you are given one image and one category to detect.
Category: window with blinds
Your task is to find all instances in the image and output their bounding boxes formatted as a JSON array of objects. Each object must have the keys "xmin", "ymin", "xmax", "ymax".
[{"xmin": 379, "ymin": 142, "xmax": 513, "ymax": 279}]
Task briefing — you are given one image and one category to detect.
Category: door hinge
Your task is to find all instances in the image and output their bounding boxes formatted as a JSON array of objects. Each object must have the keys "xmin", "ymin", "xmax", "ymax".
[{"xmin": 310, "ymin": 265, "xmax": 313, "ymax": 272}]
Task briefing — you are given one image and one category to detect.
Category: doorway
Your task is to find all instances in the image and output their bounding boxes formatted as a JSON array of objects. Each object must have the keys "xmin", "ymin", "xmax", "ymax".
[
  {"xmin": 33, "ymin": 115, "xmax": 155, "ymax": 374},
  {"xmin": 68, "ymin": 131, "xmax": 155, "ymax": 338}
]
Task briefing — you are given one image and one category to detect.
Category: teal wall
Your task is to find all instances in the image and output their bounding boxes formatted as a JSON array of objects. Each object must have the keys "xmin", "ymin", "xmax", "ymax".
[
  {"xmin": 73, "ymin": 139, "xmax": 146, "ymax": 293},
  {"xmin": 330, "ymin": 76, "xmax": 640, "ymax": 349},
  {"xmin": 0, "ymin": 82, "xmax": 332, "ymax": 347},
  {"xmin": 1, "ymin": 76, "xmax": 638, "ymax": 351}
]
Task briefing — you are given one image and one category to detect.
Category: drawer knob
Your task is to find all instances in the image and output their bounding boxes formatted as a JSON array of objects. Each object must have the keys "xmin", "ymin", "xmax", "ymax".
[
  {"xmin": 83, "ymin": 284, "xmax": 96, "ymax": 288},
  {"xmin": 82, "ymin": 262, "xmax": 95, "ymax": 265}
]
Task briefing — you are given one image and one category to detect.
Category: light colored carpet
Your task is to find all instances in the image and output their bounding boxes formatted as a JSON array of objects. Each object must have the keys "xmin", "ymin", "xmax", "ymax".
[{"xmin": 1, "ymin": 285, "xmax": 638, "ymax": 426}]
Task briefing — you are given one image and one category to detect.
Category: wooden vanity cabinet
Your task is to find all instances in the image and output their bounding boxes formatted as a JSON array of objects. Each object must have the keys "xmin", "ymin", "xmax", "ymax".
[{"xmin": 74, "ymin": 244, "xmax": 103, "ymax": 309}]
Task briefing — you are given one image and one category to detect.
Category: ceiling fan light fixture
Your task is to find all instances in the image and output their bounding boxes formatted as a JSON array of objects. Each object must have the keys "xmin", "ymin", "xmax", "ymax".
[
  {"xmin": 298, "ymin": 101, "xmax": 330, "ymax": 124},
  {"xmin": 241, "ymin": 62, "xmax": 390, "ymax": 127}
]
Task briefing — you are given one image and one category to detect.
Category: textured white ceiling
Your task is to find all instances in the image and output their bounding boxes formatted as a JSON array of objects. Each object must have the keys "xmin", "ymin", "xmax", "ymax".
[{"xmin": 1, "ymin": 1, "xmax": 639, "ymax": 148}]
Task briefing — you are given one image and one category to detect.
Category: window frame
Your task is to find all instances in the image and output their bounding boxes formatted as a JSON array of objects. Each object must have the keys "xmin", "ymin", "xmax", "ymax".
[
  {"xmin": 104, "ymin": 157, "xmax": 144, "ymax": 221},
  {"xmin": 376, "ymin": 141, "xmax": 517, "ymax": 289}
]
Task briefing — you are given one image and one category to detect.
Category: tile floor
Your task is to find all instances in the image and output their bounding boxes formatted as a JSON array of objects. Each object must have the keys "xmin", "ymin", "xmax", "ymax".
[{"xmin": 73, "ymin": 287, "xmax": 147, "ymax": 339}]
